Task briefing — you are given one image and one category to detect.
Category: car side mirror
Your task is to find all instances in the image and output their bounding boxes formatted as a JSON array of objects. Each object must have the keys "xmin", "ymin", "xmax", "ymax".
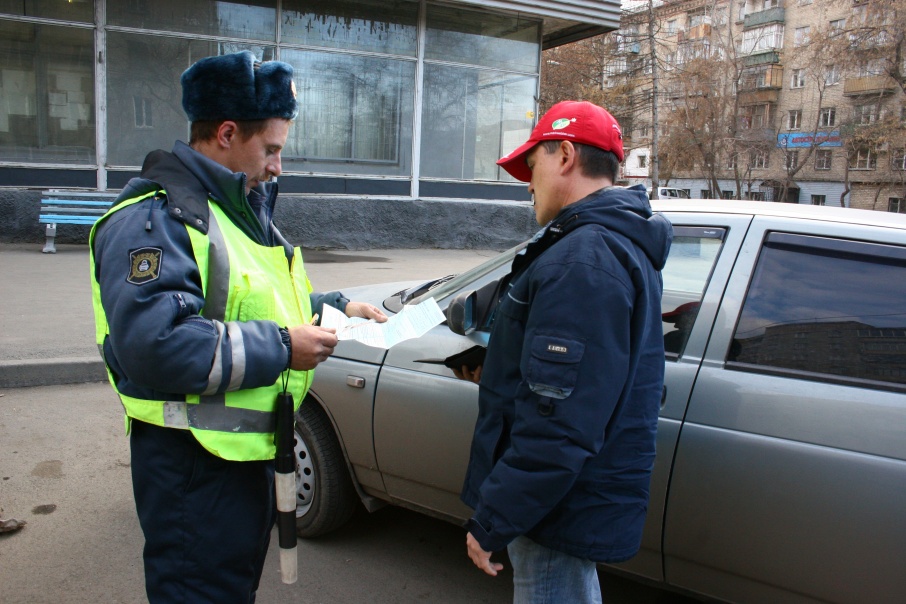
[{"xmin": 446, "ymin": 290, "xmax": 477, "ymax": 336}]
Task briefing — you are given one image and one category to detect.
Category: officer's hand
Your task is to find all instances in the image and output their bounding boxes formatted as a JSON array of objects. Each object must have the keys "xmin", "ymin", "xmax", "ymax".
[
  {"xmin": 287, "ymin": 325, "xmax": 338, "ymax": 370},
  {"xmin": 345, "ymin": 301, "xmax": 388, "ymax": 322},
  {"xmin": 453, "ymin": 365, "xmax": 482, "ymax": 384}
]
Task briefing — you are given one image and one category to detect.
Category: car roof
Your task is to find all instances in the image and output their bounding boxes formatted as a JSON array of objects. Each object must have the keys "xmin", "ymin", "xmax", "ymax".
[{"xmin": 651, "ymin": 199, "xmax": 906, "ymax": 231}]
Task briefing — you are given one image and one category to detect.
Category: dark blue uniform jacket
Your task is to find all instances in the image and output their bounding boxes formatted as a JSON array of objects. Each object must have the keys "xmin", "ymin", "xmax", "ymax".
[
  {"xmin": 461, "ymin": 184, "xmax": 673, "ymax": 563},
  {"xmin": 92, "ymin": 142, "xmax": 347, "ymax": 402}
]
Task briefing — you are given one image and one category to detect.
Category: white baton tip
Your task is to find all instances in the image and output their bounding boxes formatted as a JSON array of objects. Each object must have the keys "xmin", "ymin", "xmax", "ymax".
[{"xmin": 280, "ymin": 546, "xmax": 298, "ymax": 584}]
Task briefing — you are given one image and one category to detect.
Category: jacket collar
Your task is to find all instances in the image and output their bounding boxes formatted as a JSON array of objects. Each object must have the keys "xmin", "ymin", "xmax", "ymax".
[{"xmin": 133, "ymin": 142, "xmax": 273, "ymax": 244}]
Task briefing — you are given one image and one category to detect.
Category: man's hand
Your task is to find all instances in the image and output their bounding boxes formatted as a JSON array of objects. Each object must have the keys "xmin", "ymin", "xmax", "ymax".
[
  {"xmin": 466, "ymin": 532, "xmax": 503, "ymax": 576},
  {"xmin": 453, "ymin": 364, "xmax": 482, "ymax": 384},
  {"xmin": 286, "ymin": 325, "xmax": 338, "ymax": 370},
  {"xmin": 345, "ymin": 301, "xmax": 388, "ymax": 322}
]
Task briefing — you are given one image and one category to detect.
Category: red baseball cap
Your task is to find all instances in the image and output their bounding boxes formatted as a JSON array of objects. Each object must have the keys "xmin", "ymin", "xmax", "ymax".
[
  {"xmin": 497, "ymin": 100, "xmax": 624, "ymax": 182},
  {"xmin": 661, "ymin": 301, "xmax": 700, "ymax": 322}
]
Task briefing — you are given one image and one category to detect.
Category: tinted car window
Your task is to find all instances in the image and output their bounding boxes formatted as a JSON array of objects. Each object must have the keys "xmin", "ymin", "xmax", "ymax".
[
  {"xmin": 729, "ymin": 232, "xmax": 906, "ymax": 389},
  {"xmin": 661, "ymin": 227, "xmax": 726, "ymax": 356}
]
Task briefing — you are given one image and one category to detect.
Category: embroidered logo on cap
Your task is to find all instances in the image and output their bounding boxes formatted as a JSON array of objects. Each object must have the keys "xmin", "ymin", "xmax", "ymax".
[
  {"xmin": 551, "ymin": 118, "xmax": 574, "ymax": 130},
  {"xmin": 127, "ymin": 247, "xmax": 163, "ymax": 285}
]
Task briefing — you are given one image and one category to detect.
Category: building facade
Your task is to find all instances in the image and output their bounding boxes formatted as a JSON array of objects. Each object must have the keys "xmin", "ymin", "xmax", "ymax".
[
  {"xmin": 0, "ymin": 0, "xmax": 619, "ymax": 247},
  {"xmin": 598, "ymin": 0, "xmax": 904, "ymax": 211}
]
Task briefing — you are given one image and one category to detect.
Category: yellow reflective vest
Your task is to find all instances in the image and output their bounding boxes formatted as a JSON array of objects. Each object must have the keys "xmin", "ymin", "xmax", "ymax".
[{"xmin": 90, "ymin": 191, "xmax": 314, "ymax": 461}]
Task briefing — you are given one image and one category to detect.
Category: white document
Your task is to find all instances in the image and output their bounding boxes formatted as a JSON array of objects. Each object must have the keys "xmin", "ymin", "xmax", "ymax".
[{"xmin": 320, "ymin": 298, "xmax": 445, "ymax": 349}]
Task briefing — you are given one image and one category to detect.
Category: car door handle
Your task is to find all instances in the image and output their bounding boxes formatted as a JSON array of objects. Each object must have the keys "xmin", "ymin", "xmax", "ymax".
[
  {"xmin": 346, "ymin": 376, "xmax": 366, "ymax": 389},
  {"xmin": 661, "ymin": 385, "xmax": 667, "ymax": 408}
]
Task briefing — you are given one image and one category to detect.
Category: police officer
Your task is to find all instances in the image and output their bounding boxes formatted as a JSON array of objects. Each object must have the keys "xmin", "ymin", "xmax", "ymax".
[{"xmin": 89, "ymin": 51, "xmax": 386, "ymax": 602}]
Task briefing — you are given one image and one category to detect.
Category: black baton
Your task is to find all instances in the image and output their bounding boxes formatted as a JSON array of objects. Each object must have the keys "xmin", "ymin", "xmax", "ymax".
[{"xmin": 275, "ymin": 392, "xmax": 298, "ymax": 584}]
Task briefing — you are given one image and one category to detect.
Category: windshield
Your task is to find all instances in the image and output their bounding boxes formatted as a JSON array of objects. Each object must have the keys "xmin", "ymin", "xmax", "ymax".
[{"xmin": 410, "ymin": 240, "xmax": 528, "ymax": 306}]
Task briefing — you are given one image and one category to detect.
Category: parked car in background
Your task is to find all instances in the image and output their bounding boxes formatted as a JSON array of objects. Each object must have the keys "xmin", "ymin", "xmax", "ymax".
[
  {"xmin": 292, "ymin": 200, "xmax": 906, "ymax": 604},
  {"xmin": 648, "ymin": 186, "xmax": 691, "ymax": 199}
]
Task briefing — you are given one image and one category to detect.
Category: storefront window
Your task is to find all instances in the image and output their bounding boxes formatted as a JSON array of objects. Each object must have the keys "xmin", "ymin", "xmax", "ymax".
[
  {"xmin": 0, "ymin": 0, "xmax": 544, "ymax": 188},
  {"xmin": 0, "ymin": 0, "xmax": 93, "ymax": 22},
  {"xmin": 420, "ymin": 63, "xmax": 535, "ymax": 181},
  {"xmin": 108, "ymin": 0, "xmax": 276, "ymax": 41},
  {"xmin": 282, "ymin": 0, "xmax": 417, "ymax": 56},
  {"xmin": 106, "ymin": 33, "xmax": 273, "ymax": 166},
  {"xmin": 426, "ymin": 4, "xmax": 539, "ymax": 73},
  {"xmin": 0, "ymin": 21, "xmax": 95, "ymax": 163},
  {"xmin": 281, "ymin": 49, "xmax": 414, "ymax": 176}
]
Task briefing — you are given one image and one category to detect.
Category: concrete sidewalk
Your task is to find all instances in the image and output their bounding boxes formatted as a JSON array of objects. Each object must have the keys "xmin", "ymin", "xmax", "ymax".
[{"xmin": 0, "ymin": 243, "xmax": 502, "ymax": 388}]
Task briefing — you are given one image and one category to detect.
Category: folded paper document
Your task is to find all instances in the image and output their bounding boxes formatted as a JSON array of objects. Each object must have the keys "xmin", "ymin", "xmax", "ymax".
[{"xmin": 320, "ymin": 298, "xmax": 445, "ymax": 349}]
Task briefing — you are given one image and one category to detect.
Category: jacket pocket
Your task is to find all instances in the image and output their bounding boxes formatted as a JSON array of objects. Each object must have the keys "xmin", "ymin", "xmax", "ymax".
[
  {"xmin": 526, "ymin": 335, "xmax": 585, "ymax": 400},
  {"xmin": 235, "ymin": 272, "xmax": 276, "ymax": 321}
]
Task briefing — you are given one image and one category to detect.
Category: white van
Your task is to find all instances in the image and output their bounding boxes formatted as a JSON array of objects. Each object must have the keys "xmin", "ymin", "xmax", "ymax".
[{"xmin": 648, "ymin": 186, "xmax": 691, "ymax": 199}]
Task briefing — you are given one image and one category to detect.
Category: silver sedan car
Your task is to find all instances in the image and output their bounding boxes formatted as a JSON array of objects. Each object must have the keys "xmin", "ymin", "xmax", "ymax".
[{"xmin": 292, "ymin": 200, "xmax": 906, "ymax": 604}]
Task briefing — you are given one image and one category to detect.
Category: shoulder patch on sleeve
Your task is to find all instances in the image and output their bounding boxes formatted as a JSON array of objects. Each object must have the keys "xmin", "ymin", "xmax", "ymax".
[{"xmin": 127, "ymin": 247, "xmax": 163, "ymax": 285}]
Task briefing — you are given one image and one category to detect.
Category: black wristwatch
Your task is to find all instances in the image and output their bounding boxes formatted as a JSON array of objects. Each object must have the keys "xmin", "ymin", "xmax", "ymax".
[{"xmin": 279, "ymin": 326, "xmax": 292, "ymax": 370}]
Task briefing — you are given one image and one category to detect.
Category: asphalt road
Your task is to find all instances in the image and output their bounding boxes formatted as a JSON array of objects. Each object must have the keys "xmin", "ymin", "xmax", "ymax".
[{"xmin": 0, "ymin": 382, "xmax": 701, "ymax": 604}]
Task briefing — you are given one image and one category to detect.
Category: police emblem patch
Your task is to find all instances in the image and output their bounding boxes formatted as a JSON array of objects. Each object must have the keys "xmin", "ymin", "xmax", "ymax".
[{"xmin": 127, "ymin": 247, "xmax": 163, "ymax": 285}]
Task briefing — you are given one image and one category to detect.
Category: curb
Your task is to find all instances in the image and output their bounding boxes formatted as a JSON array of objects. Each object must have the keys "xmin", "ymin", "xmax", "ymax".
[{"xmin": 0, "ymin": 357, "xmax": 107, "ymax": 388}]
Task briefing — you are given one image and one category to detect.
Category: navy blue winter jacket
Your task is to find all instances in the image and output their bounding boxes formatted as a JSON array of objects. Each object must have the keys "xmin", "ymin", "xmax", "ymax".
[{"xmin": 461, "ymin": 184, "xmax": 672, "ymax": 563}]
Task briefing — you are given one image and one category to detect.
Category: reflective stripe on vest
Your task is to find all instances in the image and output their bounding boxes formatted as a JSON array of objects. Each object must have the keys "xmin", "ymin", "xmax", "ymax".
[{"xmin": 90, "ymin": 193, "xmax": 315, "ymax": 460}]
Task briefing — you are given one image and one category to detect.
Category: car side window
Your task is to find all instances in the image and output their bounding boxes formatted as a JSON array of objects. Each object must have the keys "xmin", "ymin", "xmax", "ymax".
[
  {"xmin": 728, "ymin": 232, "xmax": 906, "ymax": 390},
  {"xmin": 661, "ymin": 227, "xmax": 727, "ymax": 357}
]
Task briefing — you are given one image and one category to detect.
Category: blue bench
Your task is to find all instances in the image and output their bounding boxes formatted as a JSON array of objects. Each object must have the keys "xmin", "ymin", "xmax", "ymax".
[{"xmin": 39, "ymin": 192, "xmax": 117, "ymax": 253}]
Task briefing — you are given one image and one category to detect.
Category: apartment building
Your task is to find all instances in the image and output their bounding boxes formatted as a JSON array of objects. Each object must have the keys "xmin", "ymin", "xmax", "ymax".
[{"xmin": 603, "ymin": 0, "xmax": 904, "ymax": 211}]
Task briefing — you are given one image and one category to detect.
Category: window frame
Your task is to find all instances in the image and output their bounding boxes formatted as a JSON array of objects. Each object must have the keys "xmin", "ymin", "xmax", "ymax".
[
  {"xmin": 0, "ymin": 0, "xmax": 545, "ymax": 191},
  {"xmin": 659, "ymin": 223, "xmax": 731, "ymax": 360},
  {"xmin": 726, "ymin": 230, "xmax": 906, "ymax": 393},
  {"xmin": 749, "ymin": 149, "xmax": 769, "ymax": 169},
  {"xmin": 854, "ymin": 103, "xmax": 880, "ymax": 125},
  {"xmin": 794, "ymin": 25, "xmax": 811, "ymax": 47},
  {"xmin": 788, "ymin": 109, "xmax": 802, "ymax": 130},
  {"xmin": 784, "ymin": 150, "xmax": 799, "ymax": 170},
  {"xmin": 850, "ymin": 147, "xmax": 877, "ymax": 170},
  {"xmin": 892, "ymin": 149, "xmax": 906, "ymax": 171}
]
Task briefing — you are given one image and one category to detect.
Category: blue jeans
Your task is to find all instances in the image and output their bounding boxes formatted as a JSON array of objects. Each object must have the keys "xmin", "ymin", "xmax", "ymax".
[{"xmin": 507, "ymin": 536, "xmax": 602, "ymax": 604}]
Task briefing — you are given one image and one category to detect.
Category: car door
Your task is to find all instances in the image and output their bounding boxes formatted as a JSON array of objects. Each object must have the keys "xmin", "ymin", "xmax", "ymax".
[
  {"xmin": 614, "ymin": 212, "xmax": 751, "ymax": 582},
  {"xmin": 371, "ymin": 259, "xmax": 512, "ymax": 520},
  {"xmin": 662, "ymin": 217, "xmax": 906, "ymax": 603},
  {"xmin": 372, "ymin": 323, "xmax": 487, "ymax": 520}
]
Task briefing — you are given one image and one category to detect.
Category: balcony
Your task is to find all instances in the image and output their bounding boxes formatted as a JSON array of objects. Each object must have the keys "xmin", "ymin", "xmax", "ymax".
[
  {"xmin": 738, "ymin": 127, "xmax": 777, "ymax": 143},
  {"xmin": 740, "ymin": 64, "xmax": 784, "ymax": 91},
  {"xmin": 743, "ymin": 51, "xmax": 782, "ymax": 66},
  {"xmin": 843, "ymin": 75, "xmax": 898, "ymax": 96},
  {"xmin": 687, "ymin": 23, "xmax": 712, "ymax": 39},
  {"xmin": 739, "ymin": 89, "xmax": 780, "ymax": 104},
  {"xmin": 743, "ymin": 7, "xmax": 785, "ymax": 29}
]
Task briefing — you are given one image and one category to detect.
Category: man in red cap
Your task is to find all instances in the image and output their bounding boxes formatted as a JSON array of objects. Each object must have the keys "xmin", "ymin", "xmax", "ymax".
[{"xmin": 458, "ymin": 101, "xmax": 673, "ymax": 602}]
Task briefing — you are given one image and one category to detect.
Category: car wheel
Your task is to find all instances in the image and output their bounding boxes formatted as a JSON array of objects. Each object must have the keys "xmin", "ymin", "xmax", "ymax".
[{"xmin": 293, "ymin": 400, "xmax": 357, "ymax": 538}]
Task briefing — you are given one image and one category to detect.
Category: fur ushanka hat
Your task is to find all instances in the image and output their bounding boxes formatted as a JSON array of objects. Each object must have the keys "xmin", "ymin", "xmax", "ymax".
[{"xmin": 180, "ymin": 51, "xmax": 298, "ymax": 122}]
